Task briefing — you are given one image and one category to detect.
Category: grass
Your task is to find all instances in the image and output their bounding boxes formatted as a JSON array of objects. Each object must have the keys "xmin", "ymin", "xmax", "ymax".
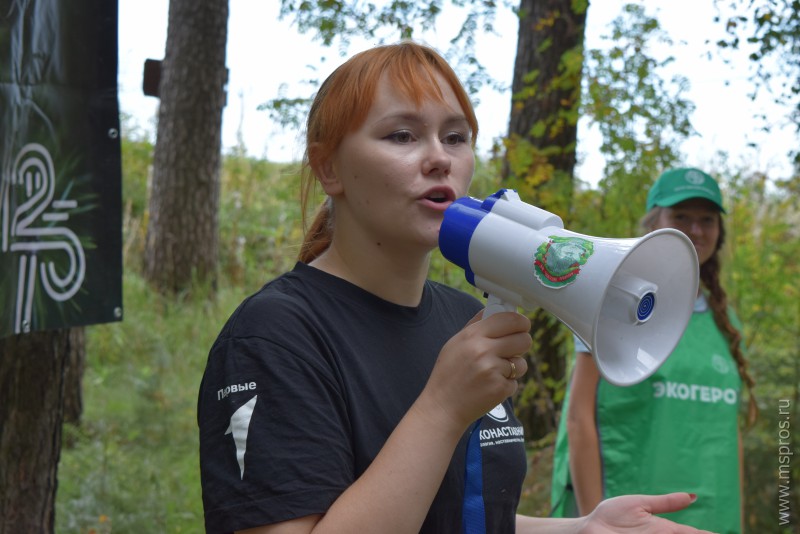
[{"xmin": 56, "ymin": 272, "xmax": 248, "ymax": 533}]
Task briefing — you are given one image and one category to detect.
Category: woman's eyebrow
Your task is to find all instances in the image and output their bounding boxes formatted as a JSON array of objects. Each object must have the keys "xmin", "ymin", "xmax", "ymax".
[{"xmin": 374, "ymin": 112, "xmax": 469, "ymax": 127}]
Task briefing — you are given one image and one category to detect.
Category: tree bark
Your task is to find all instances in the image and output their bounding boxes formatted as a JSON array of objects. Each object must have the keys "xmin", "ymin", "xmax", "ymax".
[
  {"xmin": 0, "ymin": 330, "xmax": 71, "ymax": 534},
  {"xmin": 143, "ymin": 0, "xmax": 229, "ymax": 295},
  {"xmin": 63, "ymin": 327, "xmax": 85, "ymax": 425},
  {"xmin": 505, "ymin": 0, "xmax": 587, "ymax": 440}
]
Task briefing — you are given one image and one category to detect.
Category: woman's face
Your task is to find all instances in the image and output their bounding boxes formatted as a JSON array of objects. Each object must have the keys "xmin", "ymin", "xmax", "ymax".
[
  {"xmin": 653, "ymin": 198, "xmax": 721, "ymax": 265},
  {"xmin": 321, "ymin": 71, "xmax": 475, "ymax": 256}
]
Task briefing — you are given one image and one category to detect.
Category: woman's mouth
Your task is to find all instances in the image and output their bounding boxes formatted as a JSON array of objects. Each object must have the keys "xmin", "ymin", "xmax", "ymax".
[
  {"xmin": 421, "ymin": 187, "xmax": 456, "ymax": 205},
  {"xmin": 426, "ymin": 192, "xmax": 448, "ymax": 203},
  {"xmin": 420, "ymin": 189, "xmax": 456, "ymax": 211}
]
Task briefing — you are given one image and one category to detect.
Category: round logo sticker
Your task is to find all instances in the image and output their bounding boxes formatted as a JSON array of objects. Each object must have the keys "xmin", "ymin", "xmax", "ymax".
[{"xmin": 533, "ymin": 236, "xmax": 594, "ymax": 288}]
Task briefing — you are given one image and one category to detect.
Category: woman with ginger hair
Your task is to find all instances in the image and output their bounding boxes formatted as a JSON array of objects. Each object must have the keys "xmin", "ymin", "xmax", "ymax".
[
  {"xmin": 551, "ymin": 167, "xmax": 757, "ymax": 534},
  {"xmin": 198, "ymin": 43, "xmax": 714, "ymax": 534}
]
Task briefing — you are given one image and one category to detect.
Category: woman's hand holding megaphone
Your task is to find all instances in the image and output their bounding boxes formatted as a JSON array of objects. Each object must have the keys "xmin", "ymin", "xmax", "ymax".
[{"xmin": 415, "ymin": 309, "xmax": 531, "ymax": 432}]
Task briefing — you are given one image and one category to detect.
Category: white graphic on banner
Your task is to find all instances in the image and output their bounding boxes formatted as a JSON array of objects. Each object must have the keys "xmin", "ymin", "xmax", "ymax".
[{"xmin": 1, "ymin": 143, "xmax": 86, "ymax": 333}]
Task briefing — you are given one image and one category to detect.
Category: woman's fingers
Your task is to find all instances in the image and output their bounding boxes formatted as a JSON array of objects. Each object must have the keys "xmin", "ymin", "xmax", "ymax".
[{"xmin": 501, "ymin": 356, "xmax": 528, "ymax": 381}]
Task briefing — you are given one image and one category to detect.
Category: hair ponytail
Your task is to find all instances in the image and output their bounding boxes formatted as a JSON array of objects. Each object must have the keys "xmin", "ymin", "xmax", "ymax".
[{"xmin": 298, "ymin": 197, "xmax": 332, "ymax": 264}]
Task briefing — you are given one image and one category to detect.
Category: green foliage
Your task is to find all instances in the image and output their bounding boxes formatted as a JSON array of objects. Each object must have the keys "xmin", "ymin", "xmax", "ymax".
[
  {"xmin": 714, "ymin": 0, "xmax": 800, "ymax": 144},
  {"xmin": 56, "ymin": 272, "xmax": 243, "ymax": 532},
  {"xmin": 267, "ymin": 0, "xmax": 507, "ymax": 128},
  {"xmin": 119, "ymin": 129, "xmax": 153, "ymax": 259},
  {"xmin": 217, "ymin": 151, "xmax": 307, "ymax": 288},
  {"xmin": 259, "ymin": 93, "xmax": 314, "ymax": 131},
  {"xmin": 722, "ymin": 168, "xmax": 800, "ymax": 532},
  {"xmin": 502, "ymin": 0, "xmax": 586, "ymax": 232},
  {"xmin": 579, "ymin": 3, "xmax": 695, "ymax": 236}
]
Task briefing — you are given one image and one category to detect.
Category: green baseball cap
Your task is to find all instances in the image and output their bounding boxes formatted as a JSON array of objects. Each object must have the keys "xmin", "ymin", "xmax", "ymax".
[{"xmin": 646, "ymin": 167, "xmax": 726, "ymax": 213}]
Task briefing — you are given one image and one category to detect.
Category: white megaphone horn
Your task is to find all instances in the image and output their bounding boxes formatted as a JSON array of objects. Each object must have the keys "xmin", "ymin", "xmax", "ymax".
[{"xmin": 439, "ymin": 189, "xmax": 699, "ymax": 386}]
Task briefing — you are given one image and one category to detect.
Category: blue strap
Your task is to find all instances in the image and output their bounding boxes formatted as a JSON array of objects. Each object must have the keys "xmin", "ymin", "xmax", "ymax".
[{"xmin": 462, "ymin": 418, "xmax": 486, "ymax": 534}]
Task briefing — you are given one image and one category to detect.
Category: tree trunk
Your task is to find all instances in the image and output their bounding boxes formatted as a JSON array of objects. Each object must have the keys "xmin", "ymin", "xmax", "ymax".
[
  {"xmin": 63, "ymin": 327, "xmax": 85, "ymax": 425},
  {"xmin": 0, "ymin": 330, "xmax": 72, "ymax": 534},
  {"xmin": 505, "ymin": 0, "xmax": 587, "ymax": 441},
  {"xmin": 143, "ymin": 0, "xmax": 229, "ymax": 295}
]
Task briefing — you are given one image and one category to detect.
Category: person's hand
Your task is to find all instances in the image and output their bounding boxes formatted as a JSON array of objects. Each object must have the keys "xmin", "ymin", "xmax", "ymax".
[
  {"xmin": 580, "ymin": 493, "xmax": 716, "ymax": 533},
  {"xmin": 416, "ymin": 310, "xmax": 531, "ymax": 432}
]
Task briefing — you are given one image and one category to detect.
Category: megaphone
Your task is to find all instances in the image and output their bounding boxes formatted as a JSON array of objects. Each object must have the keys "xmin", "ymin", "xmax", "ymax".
[{"xmin": 439, "ymin": 189, "xmax": 699, "ymax": 386}]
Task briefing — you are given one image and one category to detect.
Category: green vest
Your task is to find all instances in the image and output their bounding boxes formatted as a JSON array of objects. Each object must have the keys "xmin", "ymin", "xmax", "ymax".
[{"xmin": 551, "ymin": 308, "xmax": 743, "ymax": 534}]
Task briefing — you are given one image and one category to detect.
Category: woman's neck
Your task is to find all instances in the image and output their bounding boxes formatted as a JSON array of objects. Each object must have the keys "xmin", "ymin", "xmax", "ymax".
[{"xmin": 309, "ymin": 241, "xmax": 431, "ymax": 307}]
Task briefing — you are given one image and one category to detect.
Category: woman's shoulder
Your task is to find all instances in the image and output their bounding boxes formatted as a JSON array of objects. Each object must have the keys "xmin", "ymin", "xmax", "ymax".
[{"xmin": 217, "ymin": 265, "xmax": 322, "ymax": 340}]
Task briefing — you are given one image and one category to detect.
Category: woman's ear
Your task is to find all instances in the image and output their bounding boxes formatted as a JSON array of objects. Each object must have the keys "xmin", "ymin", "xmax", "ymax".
[{"xmin": 309, "ymin": 143, "xmax": 343, "ymax": 196}]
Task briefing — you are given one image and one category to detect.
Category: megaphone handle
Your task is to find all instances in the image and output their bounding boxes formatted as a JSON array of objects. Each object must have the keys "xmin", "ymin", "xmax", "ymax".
[{"xmin": 483, "ymin": 294, "xmax": 517, "ymax": 319}]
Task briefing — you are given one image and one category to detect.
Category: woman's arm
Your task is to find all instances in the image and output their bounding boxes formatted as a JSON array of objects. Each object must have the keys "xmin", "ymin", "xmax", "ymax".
[{"xmin": 566, "ymin": 351, "xmax": 604, "ymax": 515}]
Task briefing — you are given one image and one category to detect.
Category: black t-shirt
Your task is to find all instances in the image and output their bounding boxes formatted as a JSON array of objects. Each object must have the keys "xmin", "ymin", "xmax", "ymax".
[{"xmin": 198, "ymin": 262, "xmax": 527, "ymax": 533}]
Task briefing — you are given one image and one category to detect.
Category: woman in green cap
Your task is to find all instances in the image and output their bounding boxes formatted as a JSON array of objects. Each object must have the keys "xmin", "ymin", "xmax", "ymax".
[{"xmin": 550, "ymin": 167, "xmax": 757, "ymax": 533}]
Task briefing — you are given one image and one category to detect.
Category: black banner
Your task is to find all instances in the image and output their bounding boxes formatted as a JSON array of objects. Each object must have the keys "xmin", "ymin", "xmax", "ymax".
[{"xmin": 0, "ymin": 0, "xmax": 122, "ymax": 338}]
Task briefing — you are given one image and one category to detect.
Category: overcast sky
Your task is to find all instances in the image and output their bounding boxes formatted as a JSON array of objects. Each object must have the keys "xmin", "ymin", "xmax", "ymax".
[{"xmin": 117, "ymin": 0, "xmax": 797, "ymax": 187}]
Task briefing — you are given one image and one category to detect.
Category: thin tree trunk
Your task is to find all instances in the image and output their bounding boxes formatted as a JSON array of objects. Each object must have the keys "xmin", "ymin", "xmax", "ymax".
[{"xmin": 143, "ymin": 0, "xmax": 229, "ymax": 295}]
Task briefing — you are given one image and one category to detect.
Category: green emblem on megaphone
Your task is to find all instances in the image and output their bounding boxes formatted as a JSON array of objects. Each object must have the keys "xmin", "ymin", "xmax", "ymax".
[{"xmin": 533, "ymin": 236, "xmax": 594, "ymax": 288}]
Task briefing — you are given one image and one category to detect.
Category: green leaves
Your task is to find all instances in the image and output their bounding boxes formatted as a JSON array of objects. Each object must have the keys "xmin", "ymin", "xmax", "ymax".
[
  {"xmin": 578, "ymin": 3, "xmax": 694, "ymax": 235},
  {"xmin": 714, "ymin": 0, "xmax": 800, "ymax": 167}
]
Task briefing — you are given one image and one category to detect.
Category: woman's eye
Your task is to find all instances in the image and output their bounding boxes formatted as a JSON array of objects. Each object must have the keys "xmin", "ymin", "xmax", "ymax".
[
  {"xmin": 442, "ymin": 132, "xmax": 467, "ymax": 145},
  {"xmin": 387, "ymin": 131, "xmax": 413, "ymax": 144}
]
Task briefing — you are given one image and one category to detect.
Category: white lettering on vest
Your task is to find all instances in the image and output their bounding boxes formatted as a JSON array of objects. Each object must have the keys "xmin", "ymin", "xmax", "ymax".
[{"xmin": 652, "ymin": 380, "xmax": 738, "ymax": 405}]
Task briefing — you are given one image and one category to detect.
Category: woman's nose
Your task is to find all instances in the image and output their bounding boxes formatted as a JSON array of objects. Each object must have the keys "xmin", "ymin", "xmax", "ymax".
[
  {"xmin": 689, "ymin": 220, "xmax": 704, "ymax": 235},
  {"xmin": 422, "ymin": 141, "xmax": 451, "ymax": 176}
]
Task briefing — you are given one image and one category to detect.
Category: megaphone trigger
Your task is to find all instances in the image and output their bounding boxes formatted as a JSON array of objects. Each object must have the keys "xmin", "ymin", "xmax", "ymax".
[{"xmin": 483, "ymin": 294, "xmax": 518, "ymax": 319}]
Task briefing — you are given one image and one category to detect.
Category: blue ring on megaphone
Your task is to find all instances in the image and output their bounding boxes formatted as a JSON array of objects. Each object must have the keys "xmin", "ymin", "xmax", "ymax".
[
  {"xmin": 637, "ymin": 292, "xmax": 655, "ymax": 322},
  {"xmin": 481, "ymin": 188, "xmax": 513, "ymax": 212},
  {"xmin": 439, "ymin": 197, "xmax": 488, "ymax": 286}
]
